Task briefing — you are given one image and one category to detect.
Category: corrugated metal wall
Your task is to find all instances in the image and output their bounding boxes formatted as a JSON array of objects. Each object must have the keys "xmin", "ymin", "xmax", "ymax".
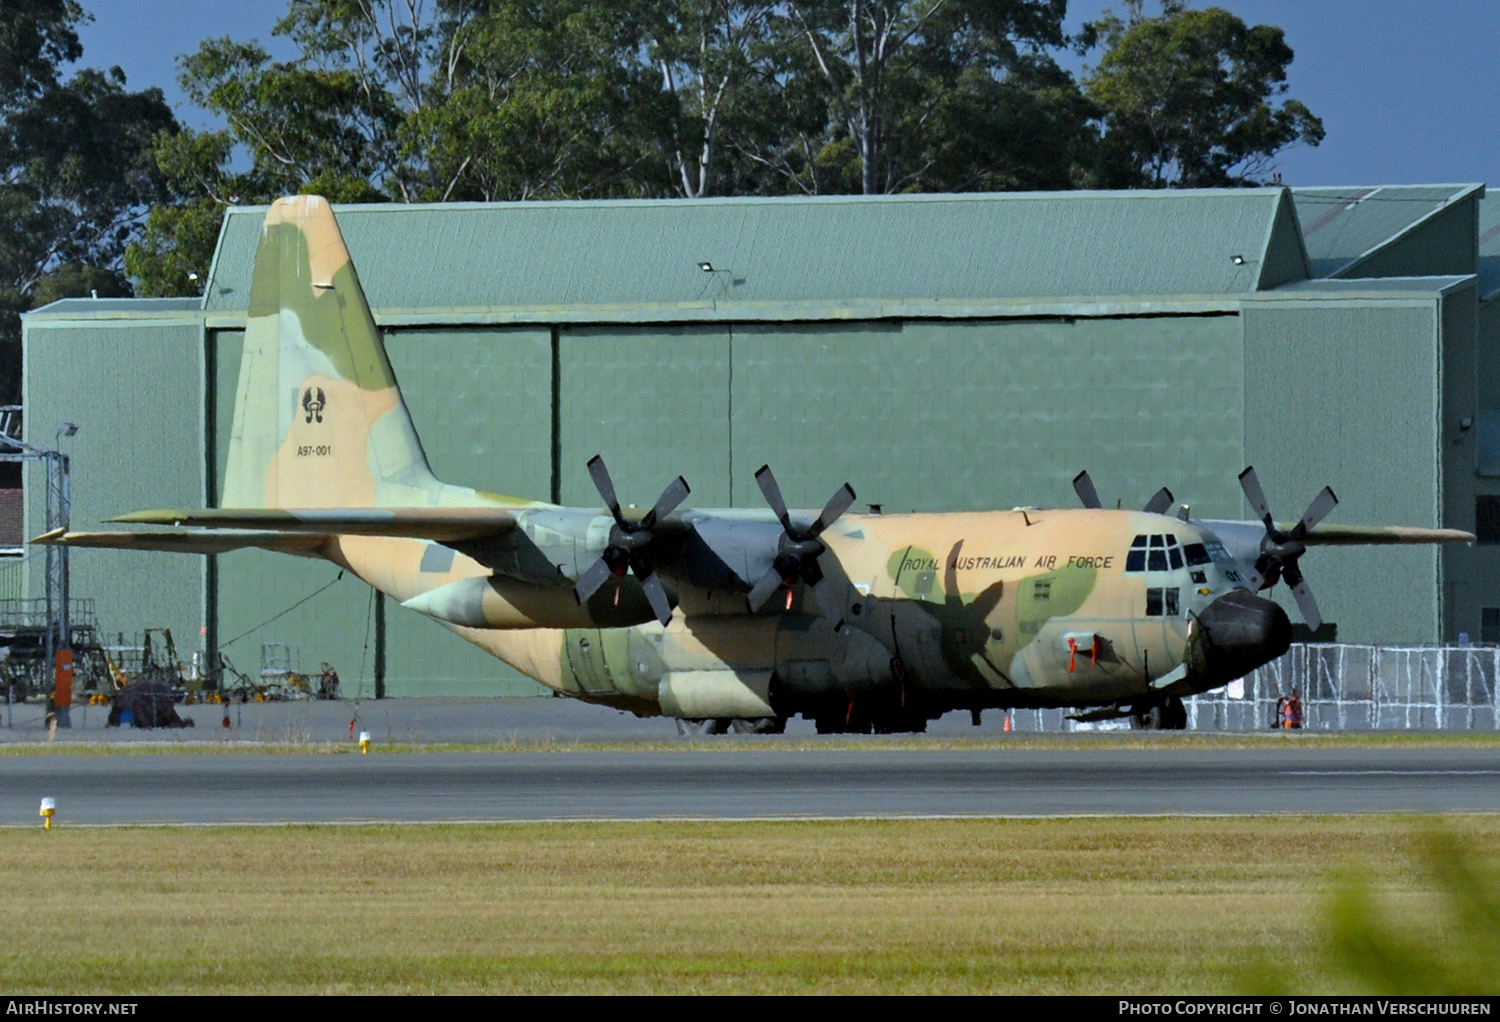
[
  {"xmin": 1243, "ymin": 301, "xmax": 1441, "ymax": 643},
  {"xmin": 23, "ymin": 318, "xmax": 206, "ymax": 654}
]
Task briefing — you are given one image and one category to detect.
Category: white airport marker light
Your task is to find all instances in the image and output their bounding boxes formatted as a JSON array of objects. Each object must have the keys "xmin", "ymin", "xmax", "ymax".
[
  {"xmin": 39, "ymin": 797, "xmax": 55, "ymax": 830},
  {"xmin": 359, "ymin": 731, "xmax": 371, "ymax": 754}
]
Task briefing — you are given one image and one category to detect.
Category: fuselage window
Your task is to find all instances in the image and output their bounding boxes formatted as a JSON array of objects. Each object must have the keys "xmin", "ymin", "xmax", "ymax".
[{"xmin": 1145, "ymin": 587, "xmax": 1181, "ymax": 617}]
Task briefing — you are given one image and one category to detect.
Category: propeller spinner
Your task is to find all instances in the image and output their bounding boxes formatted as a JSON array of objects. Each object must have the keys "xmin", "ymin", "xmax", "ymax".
[
  {"xmin": 573, "ymin": 455, "xmax": 690, "ymax": 626},
  {"xmin": 746, "ymin": 465, "xmax": 856, "ymax": 632},
  {"xmin": 1237, "ymin": 466, "xmax": 1338, "ymax": 632}
]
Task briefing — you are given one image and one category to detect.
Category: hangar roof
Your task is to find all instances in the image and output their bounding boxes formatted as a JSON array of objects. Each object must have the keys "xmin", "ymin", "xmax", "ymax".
[
  {"xmin": 1291, "ymin": 184, "xmax": 1482, "ymax": 279},
  {"xmin": 202, "ymin": 189, "xmax": 1311, "ymax": 323},
  {"xmin": 24, "ymin": 296, "xmax": 201, "ymax": 323},
  {"xmin": 1479, "ymin": 195, "xmax": 1500, "ymax": 299}
]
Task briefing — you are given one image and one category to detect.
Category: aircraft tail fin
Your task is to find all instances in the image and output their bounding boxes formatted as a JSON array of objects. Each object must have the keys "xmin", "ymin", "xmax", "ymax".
[{"xmin": 222, "ymin": 195, "xmax": 443, "ymax": 510}]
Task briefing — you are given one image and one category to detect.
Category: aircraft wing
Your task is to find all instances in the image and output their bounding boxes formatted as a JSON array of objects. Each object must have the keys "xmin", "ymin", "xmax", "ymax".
[
  {"xmin": 34, "ymin": 527, "xmax": 330, "ymax": 556},
  {"xmin": 110, "ymin": 507, "xmax": 522, "ymax": 542},
  {"xmin": 1199, "ymin": 518, "xmax": 1473, "ymax": 562},
  {"xmin": 1291, "ymin": 523, "xmax": 1475, "ymax": 546}
]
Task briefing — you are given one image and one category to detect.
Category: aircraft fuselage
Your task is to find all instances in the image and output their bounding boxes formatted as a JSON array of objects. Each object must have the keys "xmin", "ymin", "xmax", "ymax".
[{"xmin": 327, "ymin": 505, "xmax": 1289, "ymax": 730}]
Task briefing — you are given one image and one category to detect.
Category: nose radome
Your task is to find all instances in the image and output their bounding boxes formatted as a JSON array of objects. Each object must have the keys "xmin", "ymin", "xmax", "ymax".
[{"xmin": 1191, "ymin": 588, "xmax": 1293, "ymax": 686}]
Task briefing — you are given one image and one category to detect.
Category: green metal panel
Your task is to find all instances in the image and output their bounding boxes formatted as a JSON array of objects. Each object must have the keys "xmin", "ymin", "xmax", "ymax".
[
  {"xmin": 384, "ymin": 327, "xmax": 553, "ymax": 499},
  {"xmin": 382, "ymin": 327, "xmax": 553, "ymax": 695},
  {"xmin": 729, "ymin": 317, "xmax": 1245, "ymax": 516},
  {"xmin": 1293, "ymin": 185, "xmax": 1481, "ymax": 278},
  {"xmin": 1480, "ymin": 298, "xmax": 1500, "ymax": 406},
  {"xmin": 22, "ymin": 318, "xmax": 206, "ymax": 656},
  {"xmin": 1243, "ymin": 302, "xmax": 1440, "ymax": 643},
  {"xmin": 206, "ymin": 190, "xmax": 1295, "ymax": 319},
  {"xmin": 1337, "ymin": 193, "xmax": 1480, "ymax": 281},
  {"xmin": 211, "ymin": 329, "xmax": 242, "ymax": 497},
  {"xmin": 1479, "ymin": 197, "xmax": 1500, "ymax": 297},
  {"xmin": 214, "ymin": 550, "xmax": 372, "ymax": 692},
  {"xmin": 558, "ymin": 325, "xmax": 731, "ymax": 507}
]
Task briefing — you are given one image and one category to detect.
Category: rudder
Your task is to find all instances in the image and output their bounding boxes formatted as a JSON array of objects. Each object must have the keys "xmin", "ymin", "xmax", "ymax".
[{"xmin": 221, "ymin": 195, "xmax": 442, "ymax": 509}]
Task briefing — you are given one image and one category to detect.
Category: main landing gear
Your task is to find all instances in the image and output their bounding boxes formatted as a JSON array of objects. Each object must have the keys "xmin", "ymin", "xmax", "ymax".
[
  {"xmin": 678, "ymin": 717, "xmax": 787, "ymax": 735},
  {"xmin": 1130, "ymin": 696, "xmax": 1187, "ymax": 730}
]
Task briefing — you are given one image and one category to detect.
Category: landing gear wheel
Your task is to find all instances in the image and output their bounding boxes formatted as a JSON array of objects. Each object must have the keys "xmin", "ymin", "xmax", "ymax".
[
  {"xmin": 1162, "ymin": 696, "xmax": 1187, "ymax": 730},
  {"xmin": 1130, "ymin": 697, "xmax": 1187, "ymax": 731},
  {"xmin": 678, "ymin": 718, "xmax": 729, "ymax": 736}
]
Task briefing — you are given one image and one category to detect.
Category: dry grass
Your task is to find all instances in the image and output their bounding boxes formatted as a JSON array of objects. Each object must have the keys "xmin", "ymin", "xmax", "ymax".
[{"xmin": 1, "ymin": 815, "xmax": 1496, "ymax": 994}]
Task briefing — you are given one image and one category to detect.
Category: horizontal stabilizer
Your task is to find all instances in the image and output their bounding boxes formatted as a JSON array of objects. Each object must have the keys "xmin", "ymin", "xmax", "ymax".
[
  {"xmin": 109, "ymin": 507, "xmax": 521, "ymax": 542},
  {"xmin": 33, "ymin": 528, "xmax": 330, "ymax": 556}
]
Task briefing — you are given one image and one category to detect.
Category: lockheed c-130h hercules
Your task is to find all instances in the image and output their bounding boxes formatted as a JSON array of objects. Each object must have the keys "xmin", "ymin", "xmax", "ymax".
[{"xmin": 38, "ymin": 196, "xmax": 1474, "ymax": 733}]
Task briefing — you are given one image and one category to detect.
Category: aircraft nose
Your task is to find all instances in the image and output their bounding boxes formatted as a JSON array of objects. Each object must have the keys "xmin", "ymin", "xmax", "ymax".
[{"xmin": 1190, "ymin": 588, "xmax": 1293, "ymax": 686}]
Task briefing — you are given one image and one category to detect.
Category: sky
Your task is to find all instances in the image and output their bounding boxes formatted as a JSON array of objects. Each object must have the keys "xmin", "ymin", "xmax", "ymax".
[{"xmin": 72, "ymin": 0, "xmax": 1500, "ymax": 189}]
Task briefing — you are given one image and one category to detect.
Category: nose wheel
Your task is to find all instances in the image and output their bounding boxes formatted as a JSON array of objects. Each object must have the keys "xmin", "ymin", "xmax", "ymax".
[{"xmin": 1130, "ymin": 696, "xmax": 1187, "ymax": 730}]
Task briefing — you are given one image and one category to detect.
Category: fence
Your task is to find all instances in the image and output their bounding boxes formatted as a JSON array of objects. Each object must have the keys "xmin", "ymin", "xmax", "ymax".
[{"xmin": 1001, "ymin": 644, "xmax": 1500, "ymax": 733}]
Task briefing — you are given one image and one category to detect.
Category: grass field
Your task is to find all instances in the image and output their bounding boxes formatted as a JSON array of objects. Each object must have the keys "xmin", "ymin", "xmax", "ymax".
[{"xmin": 2, "ymin": 815, "xmax": 1496, "ymax": 995}]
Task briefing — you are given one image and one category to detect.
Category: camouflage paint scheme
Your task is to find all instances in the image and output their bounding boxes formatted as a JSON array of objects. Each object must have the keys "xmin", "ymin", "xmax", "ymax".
[{"xmin": 44, "ymin": 197, "xmax": 1475, "ymax": 732}]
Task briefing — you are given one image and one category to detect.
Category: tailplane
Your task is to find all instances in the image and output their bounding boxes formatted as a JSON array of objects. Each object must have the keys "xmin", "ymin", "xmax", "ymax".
[{"xmin": 223, "ymin": 195, "xmax": 443, "ymax": 509}]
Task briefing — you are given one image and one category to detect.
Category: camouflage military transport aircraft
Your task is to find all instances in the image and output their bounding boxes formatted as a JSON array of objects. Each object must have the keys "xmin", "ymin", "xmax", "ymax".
[{"xmin": 39, "ymin": 196, "xmax": 1475, "ymax": 732}]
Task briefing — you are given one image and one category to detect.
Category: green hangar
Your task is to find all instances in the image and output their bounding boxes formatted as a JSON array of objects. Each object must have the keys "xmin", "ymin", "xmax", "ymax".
[{"xmin": 20, "ymin": 184, "xmax": 1496, "ymax": 697}]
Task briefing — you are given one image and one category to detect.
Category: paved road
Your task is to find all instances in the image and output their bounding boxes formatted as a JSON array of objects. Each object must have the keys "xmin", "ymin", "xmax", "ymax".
[{"xmin": 3, "ymin": 746, "xmax": 1497, "ymax": 825}]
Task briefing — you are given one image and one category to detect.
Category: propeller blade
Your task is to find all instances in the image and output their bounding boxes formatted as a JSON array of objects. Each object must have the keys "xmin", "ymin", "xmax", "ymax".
[
  {"xmin": 1288, "ymin": 578, "xmax": 1322, "ymax": 633},
  {"xmin": 1296, "ymin": 485, "xmax": 1339, "ymax": 537},
  {"xmin": 807, "ymin": 575, "xmax": 847, "ymax": 634},
  {"xmin": 754, "ymin": 464, "xmax": 791, "ymax": 531},
  {"xmin": 1238, "ymin": 466, "xmax": 1274, "ymax": 529},
  {"xmin": 811, "ymin": 482, "xmax": 856, "ymax": 536},
  {"xmin": 586, "ymin": 454, "xmax": 621, "ymax": 518},
  {"xmin": 574, "ymin": 557, "xmax": 615, "ymax": 605},
  {"xmin": 746, "ymin": 567, "xmax": 785, "ymax": 613},
  {"xmin": 1143, "ymin": 487, "xmax": 1174, "ymax": 515},
  {"xmin": 644, "ymin": 475, "xmax": 690, "ymax": 528},
  {"xmin": 638, "ymin": 570, "xmax": 674, "ymax": 627},
  {"xmin": 1073, "ymin": 471, "xmax": 1102, "ymax": 509}
]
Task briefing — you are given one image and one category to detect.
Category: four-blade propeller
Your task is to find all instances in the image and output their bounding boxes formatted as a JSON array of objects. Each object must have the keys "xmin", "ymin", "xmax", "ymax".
[
  {"xmin": 573, "ymin": 455, "xmax": 690, "ymax": 626},
  {"xmin": 745, "ymin": 464, "xmax": 856, "ymax": 632},
  {"xmin": 1237, "ymin": 466, "xmax": 1338, "ymax": 631}
]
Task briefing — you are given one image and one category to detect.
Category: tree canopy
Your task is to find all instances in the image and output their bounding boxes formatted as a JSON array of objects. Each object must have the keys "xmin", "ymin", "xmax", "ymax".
[
  {"xmin": 0, "ymin": 0, "xmax": 177, "ymax": 403},
  {"xmin": 1081, "ymin": 0, "xmax": 1323, "ymax": 188},
  {"xmin": 100, "ymin": 2, "xmax": 1326, "ymax": 303}
]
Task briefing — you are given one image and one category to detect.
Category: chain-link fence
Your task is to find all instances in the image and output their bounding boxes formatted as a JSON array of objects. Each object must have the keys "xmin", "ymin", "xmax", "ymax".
[
  {"xmin": 1190, "ymin": 644, "xmax": 1498, "ymax": 732},
  {"xmin": 997, "ymin": 644, "xmax": 1500, "ymax": 732}
]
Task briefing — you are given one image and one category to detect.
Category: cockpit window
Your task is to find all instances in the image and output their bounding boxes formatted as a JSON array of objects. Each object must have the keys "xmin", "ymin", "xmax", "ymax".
[
  {"xmin": 1183, "ymin": 542, "xmax": 1211, "ymax": 566},
  {"xmin": 1203, "ymin": 539, "xmax": 1234, "ymax": 564},
  {"xmin": 1126, "ymin": 533, "xmax": 1191, "ymax": 574},
  {"xmin": 1147, "ymin": 534, "xmax": 1172, "ymax": 571}
]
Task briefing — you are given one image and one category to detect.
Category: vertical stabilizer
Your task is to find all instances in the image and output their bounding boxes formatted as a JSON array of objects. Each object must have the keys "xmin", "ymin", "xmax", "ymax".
[{"xmin": 222, "ymin": 195, "xmax": 443, "ymax": 509}]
